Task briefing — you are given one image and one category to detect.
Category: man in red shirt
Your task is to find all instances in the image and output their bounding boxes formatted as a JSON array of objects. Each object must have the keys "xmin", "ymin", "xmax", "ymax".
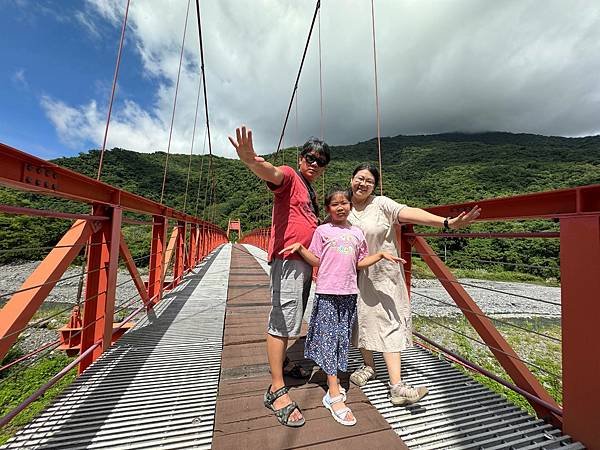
[{"xmin": 229, "ymin": 126, "xmax": 330, "ymax": 427}]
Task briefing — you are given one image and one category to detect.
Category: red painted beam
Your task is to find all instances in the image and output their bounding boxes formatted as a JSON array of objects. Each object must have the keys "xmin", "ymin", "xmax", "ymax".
[
  {"xmin": 148, "ymin": 216, "xmax": 167, "ymax": 308},
  {"xmin": 0, "ymin": 220, "xmax": 92, "ymax": 361},
  {"xmin": 424, "ymin": 184, "xmax": 600, "ymax": 220},
  {"xmin": 405, "ymin": 232, "xmax": 559, "ymax": 239},
  {"xmin": 118, "ymin": 233, "xmax": 149, "ymax": 304},
  {"xmin": 412, "ymin": 236, "xmax": 561, "ymax": 425},
  {"xmin": 0, "ymin": 204, "xmax": 109, "ymax": 221},
  {"xmin": 0, "ymin": 142, "xmax": 227, "ymax": 233},
  {"xmin": 560, "ymin": 216, "xmax": 600, "ymax": 449},
  {"xmin": 163, "ymin": 226, "xmax": 179, "ymax": 281}
]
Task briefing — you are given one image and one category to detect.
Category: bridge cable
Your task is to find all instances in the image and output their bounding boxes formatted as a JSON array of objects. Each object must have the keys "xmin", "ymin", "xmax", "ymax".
[
  {"xmin": 195, "ymin": 0, "xmax": 215, "ymax": 221},
  {"xmin": 96, "ymin": 0, "xmax": 131, "ymax": 181},
  {"xmin": 410, "ymin": 290, "xmax": 561, "ymax": 343},
  {"xmin": 295, "ymin": 93, "xmax": 299, "ymax": 168},
  {"xmin": 160, "ymin": 0, "xmax": 191, "ymax": 205},
  {"xmin": 318, "ymin": 9, "xmax": 324, "ymax": 142},
  {"xmin": 194, "ymin": 128, "xmax": 208, "ymax": 216},
  {"xmin": 275, "ymin": 0, "xmax": 321, "ymax": 155},
  {"xmin": 183, "ymin": 72, "xmax": 205, "ymax": 214},
  {"xmin": 370, "ymin": 0, "xmax": 384, "ymax": 195},
  {"xmin": 413, "ymin": 312, "xmax": 561, "ymax": 379},
  {"xmin": 318, "ymin": 7, "xmax": 326, "ymax": 202}
]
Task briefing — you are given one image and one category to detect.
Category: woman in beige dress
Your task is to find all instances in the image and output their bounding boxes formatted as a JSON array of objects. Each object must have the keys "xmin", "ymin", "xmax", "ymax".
[{"xmin": 347, "ymin": 162, "xmax": 480, "ymax": 406}]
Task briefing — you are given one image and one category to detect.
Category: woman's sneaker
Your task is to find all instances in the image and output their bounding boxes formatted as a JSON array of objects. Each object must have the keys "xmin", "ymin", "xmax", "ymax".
[
  {"xmin": 350, "ymin": 365, "xmax": 377, "ymax": 386},
  {"xmin": 389, "ymin": 382, "xmax": 428, "ymax": 406}
]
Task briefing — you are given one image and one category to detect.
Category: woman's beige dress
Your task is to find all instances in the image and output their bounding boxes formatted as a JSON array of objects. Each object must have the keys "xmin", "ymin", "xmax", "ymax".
[{"xmin": 348, "ymin": 195, "xmax": 413, "ymax": 352}]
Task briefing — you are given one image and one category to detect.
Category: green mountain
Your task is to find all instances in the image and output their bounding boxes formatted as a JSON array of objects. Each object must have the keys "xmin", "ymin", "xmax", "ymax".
[{"xmin": 1, "ymin": 132, "xmax": 599, "ymax": 277}]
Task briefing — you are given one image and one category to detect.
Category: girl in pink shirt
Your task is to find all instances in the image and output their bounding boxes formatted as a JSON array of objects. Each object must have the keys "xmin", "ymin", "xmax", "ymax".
[{"xmin": 281, "ymin": 188, "xmax": 403, "ymax": 426}]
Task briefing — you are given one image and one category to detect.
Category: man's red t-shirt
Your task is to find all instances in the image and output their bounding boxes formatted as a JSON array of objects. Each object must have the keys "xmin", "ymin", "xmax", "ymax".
[{"xmin": 267, "ymin": 165, "xmax": 318, "ymax": 262}]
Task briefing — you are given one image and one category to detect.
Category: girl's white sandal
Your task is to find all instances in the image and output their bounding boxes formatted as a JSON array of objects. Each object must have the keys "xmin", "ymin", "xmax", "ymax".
[{"xmin": 322, "ymin": 391, "xmax": 357, "ymax": 426}]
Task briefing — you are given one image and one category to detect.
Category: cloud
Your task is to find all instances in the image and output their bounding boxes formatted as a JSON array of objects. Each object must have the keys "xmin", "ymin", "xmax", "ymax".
[
  {"xmin": 40, "ymin": 94, "xmax": 205, "ymax": 155},
  {"xmin": 45, "ymin": 0, "xmax": 600, "ymax": 157},
  {"xmin": 74, "ymin": 10, "xmax": 101, "ymax": 40},
  {"xmin": 11, "ymin": 68, "xmax": 29, "ymax": 90}
]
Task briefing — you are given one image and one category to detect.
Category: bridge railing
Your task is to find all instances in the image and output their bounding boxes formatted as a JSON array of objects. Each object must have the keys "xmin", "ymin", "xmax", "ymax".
[
  {"xmin": 0, "ymin": 142, "xmax": 227, "ymax": 427},
  {"xmin": 242, "ymin": 183, "xmax": 600, "ymax": 448},
  {"xmin": 239, "ymin": 227, "xmax": 270, "ymax": 251}
]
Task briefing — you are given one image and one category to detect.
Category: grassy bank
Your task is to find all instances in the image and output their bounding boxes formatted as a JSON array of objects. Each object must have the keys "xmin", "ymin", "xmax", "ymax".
[
  {"xmin": 0, "ymin": 352, "xmax": 76, "ymax": 445},
  {"xmin": 413, "ymin": 315, "xmax": 562, "ymax": 414}
]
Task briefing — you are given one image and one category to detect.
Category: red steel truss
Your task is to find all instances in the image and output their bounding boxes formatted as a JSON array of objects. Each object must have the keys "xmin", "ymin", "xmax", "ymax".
[{"xmin": 0, "ymin": 142, "xmax": 227, "ymax": 374}]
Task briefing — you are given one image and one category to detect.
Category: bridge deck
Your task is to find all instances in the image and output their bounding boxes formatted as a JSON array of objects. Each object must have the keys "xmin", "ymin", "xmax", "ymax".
[
  {"xmin": 1, "ymin": 244, "xmax": 585, "ymax": 449},
  {"xmin": 212, "ymin": 244, "xmax": 405, "ymax": 449}
]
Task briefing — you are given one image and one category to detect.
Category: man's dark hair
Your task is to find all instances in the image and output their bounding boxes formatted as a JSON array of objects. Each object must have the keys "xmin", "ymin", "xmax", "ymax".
[
  {"xmin": 300, "ymin": 137, "xmax": 331, "ymax": 165},
  {"xmin": 352, "ymin": 162, "xmax": 380, "ymax": 190}
]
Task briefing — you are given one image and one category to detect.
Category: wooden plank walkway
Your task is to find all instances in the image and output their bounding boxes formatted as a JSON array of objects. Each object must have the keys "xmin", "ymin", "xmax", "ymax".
[{"xmin": 212, "ymin": 244, "xmax": 407, "ymax": 449}]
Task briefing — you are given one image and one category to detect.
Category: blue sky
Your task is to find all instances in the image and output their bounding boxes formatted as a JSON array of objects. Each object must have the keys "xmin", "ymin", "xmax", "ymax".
[
  {"xmin": 2, "ymin": 1, "xmax": 600, "ymax": 160},
  {"xmin": 1, "ymin": 0, "xmax": 154, "ymax": 158}
]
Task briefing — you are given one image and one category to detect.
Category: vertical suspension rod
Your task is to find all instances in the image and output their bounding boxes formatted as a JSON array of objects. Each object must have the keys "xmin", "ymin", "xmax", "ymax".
[
  {"xmin": 160, "ymin": 0, "xmax": 192, "ymax": 205},
  {"xmin": 275, "ymin": 0, "xmax": 321, "ymax": 155},
  {"xmin": 195, "ymin": 0, "xmax": 214, "ymax": 220},
  {"xmin": 97, "ymin": 0, "xmax": 131, "ymax": 181},
  {"xmin": 370, "ymin": 0, "xmax": 384, "ymax": 195}
]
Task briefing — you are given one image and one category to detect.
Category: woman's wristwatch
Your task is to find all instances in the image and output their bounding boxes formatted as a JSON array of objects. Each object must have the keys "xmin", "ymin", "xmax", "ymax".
[{"xmin": 443, "ymin": 217, "xmax": 451, "ymax": 231}]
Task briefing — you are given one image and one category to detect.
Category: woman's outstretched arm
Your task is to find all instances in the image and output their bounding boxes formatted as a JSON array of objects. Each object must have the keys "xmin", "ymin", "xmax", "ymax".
[{"xmin": 397, "ymin": 205, "xmax": 481, "ymax": 229}]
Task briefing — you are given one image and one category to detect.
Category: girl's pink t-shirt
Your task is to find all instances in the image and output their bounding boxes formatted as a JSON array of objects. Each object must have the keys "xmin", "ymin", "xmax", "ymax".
[{"xmin": 308, "ymin": 223, "xmax": 368, "ymax": 295}]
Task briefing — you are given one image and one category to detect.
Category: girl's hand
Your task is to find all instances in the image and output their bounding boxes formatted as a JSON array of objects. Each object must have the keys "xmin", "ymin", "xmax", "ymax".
[
  {"xmin": 448, "ymin": 205, "xmax": 481, "ymax": 229},
  {"xmin": 380, "ymin": 252, "xmax": 406, "ymax": 264},
  {"xmin": 280, "ymin": 243, "xmax": 303, "ymax": 255}
]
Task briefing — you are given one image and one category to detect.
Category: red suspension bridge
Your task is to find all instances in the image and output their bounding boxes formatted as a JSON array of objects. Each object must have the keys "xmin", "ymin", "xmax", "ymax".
[
  {"xmin": 1, "ymin": 0, "xmax": 600, "ymax": 448},
  {"xmin": 1, "ymin": 141, "xmax": 599, "ymax": 449}
]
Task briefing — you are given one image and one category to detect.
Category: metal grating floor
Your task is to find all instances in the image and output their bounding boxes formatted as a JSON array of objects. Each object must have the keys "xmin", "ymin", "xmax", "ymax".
[
  {"xmin": 347, "ymin": 347, "xmax": 584, "ymax": 450},
  {"xmin": 2, "ymin": 244, "xmax": 232, "ymax": 450},
  {"xmin": 244, "ymin": 244, "xmax": 584, "ymax": 450}
]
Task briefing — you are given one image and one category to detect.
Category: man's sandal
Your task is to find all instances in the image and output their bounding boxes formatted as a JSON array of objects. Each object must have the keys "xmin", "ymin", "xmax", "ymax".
[
  {"xmin": 264, "ymin": 385, "xmax": 305, "ymax": 427},
  {"xmin": 322, "ymin": 390, "xmax": 356, "ymax": 426},
  {"xmin": 283, "ymin": 356, "xmax": 310, "ymax": 379}
]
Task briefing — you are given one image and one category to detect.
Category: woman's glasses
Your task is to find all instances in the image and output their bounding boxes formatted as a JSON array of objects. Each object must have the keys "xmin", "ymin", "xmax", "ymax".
[
  {"xmin": 353, "ymin": 176, "xmax": 375, "ymax": 187},
  {"xmin": 304, "ymin": 153, "xmax": 328, "ymax": 167}
]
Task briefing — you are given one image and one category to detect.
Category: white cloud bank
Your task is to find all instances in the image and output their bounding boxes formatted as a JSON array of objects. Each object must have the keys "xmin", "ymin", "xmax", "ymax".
[{"xmin": 42, "ymin": 0, "xmax": 600, "ymax": 157}]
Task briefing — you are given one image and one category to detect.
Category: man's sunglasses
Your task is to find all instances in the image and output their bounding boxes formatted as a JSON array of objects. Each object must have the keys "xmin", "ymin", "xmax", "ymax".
[{"xmin": 304, "ymin": 153, "xmax": 328, "ymax": 167}]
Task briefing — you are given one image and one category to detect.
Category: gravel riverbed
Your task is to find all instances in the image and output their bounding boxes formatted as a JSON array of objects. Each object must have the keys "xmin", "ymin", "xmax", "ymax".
[
  {"xmin": 1, "ymin": 261, "xmax": 560, "ymax": 356},
  {"xmin": 1, "ymin": 262, "xmax": 144, "ymax": 356}
]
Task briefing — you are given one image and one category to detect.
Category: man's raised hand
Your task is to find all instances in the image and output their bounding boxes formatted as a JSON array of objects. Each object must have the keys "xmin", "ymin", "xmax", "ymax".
[{"xmin": 228, "ymin": 126, "xmax": 265, "ymax": 164}]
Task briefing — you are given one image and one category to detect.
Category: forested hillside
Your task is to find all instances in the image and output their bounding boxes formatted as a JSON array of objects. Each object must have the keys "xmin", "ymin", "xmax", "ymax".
[{"xmin": 2, "ymin": 132, "xmax": 599, "ymax": 278}]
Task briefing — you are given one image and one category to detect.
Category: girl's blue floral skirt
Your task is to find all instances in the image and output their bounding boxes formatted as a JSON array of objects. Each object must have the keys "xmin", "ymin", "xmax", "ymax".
[{"xmin": 304, "ymin": 293, "xmax": 357, "ymax": 376}]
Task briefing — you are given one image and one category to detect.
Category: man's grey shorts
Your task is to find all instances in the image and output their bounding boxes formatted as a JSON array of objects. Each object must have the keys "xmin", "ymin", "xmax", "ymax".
[{"xmin": 268, "ymin": 258, "xmax": 312, "ymax": 338}]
